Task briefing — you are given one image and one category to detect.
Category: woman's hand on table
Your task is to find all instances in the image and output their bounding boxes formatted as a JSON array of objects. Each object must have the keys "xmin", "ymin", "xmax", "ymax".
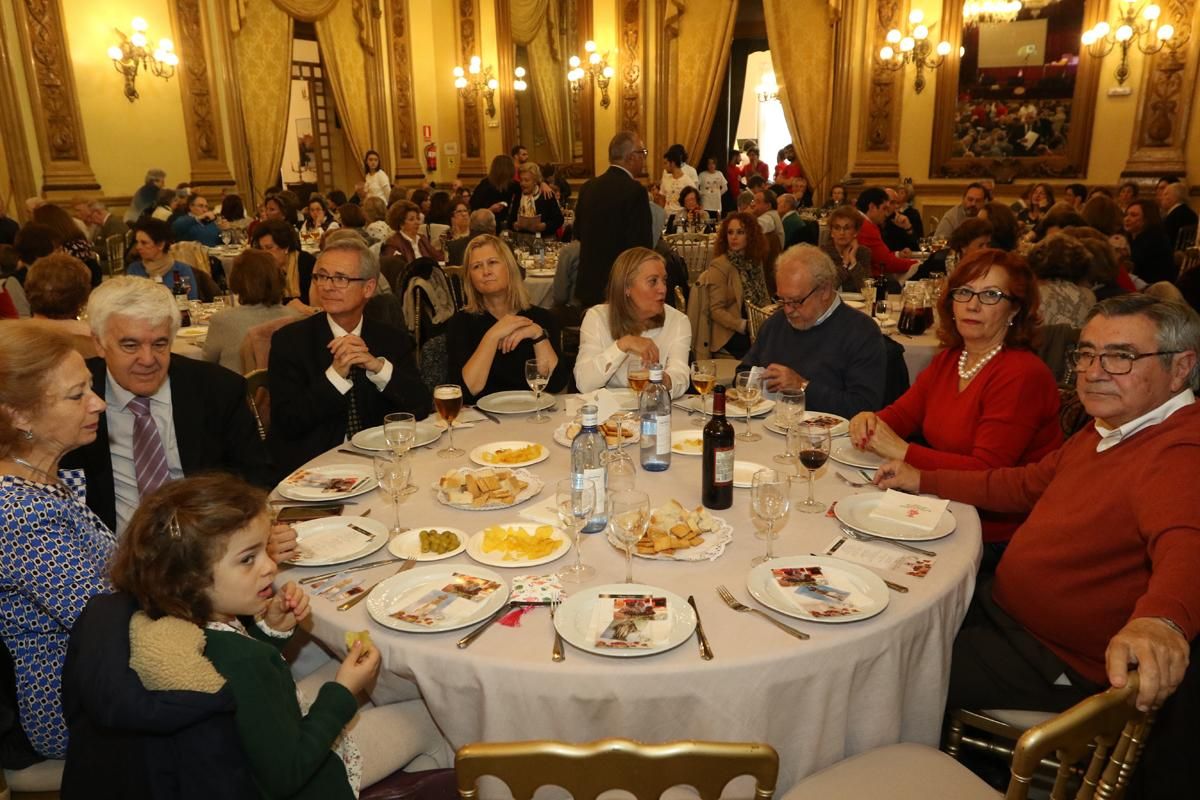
[
  {"xmin": 617, "ymin": 335, "xmax": 660, "ymax": 365},
  {"xmin": 267, "ymin": 523, "xmax": 298, "ymax": 564},
  {"xmin": 848, "ymin": 413, "xmax": 908, "ymax": 460},
  {"xmin": 264, "ymin": 581, "xmax": 310, "ymax": 631},
  {"xmin": 874, "ymin": 460, "xmax": 921, "ymax": 492},
  {"xmin": 337, "ymin": 641, "xmax": 381, "ymax": 697}
]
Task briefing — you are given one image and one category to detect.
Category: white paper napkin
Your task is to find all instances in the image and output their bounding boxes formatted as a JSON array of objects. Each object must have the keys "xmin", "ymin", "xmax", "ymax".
[
  {"xmin": 518, "ymin": 500, "xmax": 562, "ymax": 528},
  {"xmin": 868, "ymin": 489, "xmax": 950, "ymax": 533},
  {"xmin": 565, "ymin": 390, "xmax": 622, "ymax": 423}
]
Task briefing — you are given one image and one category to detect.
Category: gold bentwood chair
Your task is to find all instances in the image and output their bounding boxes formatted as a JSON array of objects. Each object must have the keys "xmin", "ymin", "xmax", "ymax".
[
  {"xmin": 664, "ymin": 232, "xmax": 716, "ymax": 285},
  {"xmin": 455, "ymin": 738, "xmax": 779, "ymax": 800},
  {"xmin": 745, "ymin": 302, "xmax": 776, "ymax": 342},
  {"xmin": 244, "ymin": 369, "xmax": 270, "ymax": 441},
  {"xmin": 782, "ymin": 674, "xmax": 1151, "ymax": 800}
]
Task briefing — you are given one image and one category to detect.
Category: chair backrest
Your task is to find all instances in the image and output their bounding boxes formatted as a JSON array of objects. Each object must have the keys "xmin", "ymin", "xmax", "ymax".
[
  {"xmin": 171, "ymin": 241, "xmax": 211, "ymax": 276},
  {"xmin": 686, "ymin": 280, "xmax": 714, "ymax": 361},
  {"xmin": 1036, "ymin": 324, "xmax": 1081, "ymax": 388},
  {"xmin": 1005, "ymin": 673, "xmax": 1151, "ymax": 800},
  {"xmin": 103, "ymin": 234, "xmax": 126, "ymax": 276},
  {"xmin": 663, "ymin": 233, "xmax": 716, "ymax": 285},
  {"xmin": 1174, "ymin": 225, "xmax": 1196, "ymax": 251},
  {"xmin": 745, "ymin": 301, "xmax": 775, "ymax": 341},
  {"xmin": 443, "ymin": 264, "xmax": 467, "ymax": 309},
  {"xmin": 1179, "ymin": 247, "xmax": 1200, "ymax": 277},
  {"xmin": 673, "ymin": 284, "xmax": 686, "ymax": 312},
  {"xmin": 244, "ymin": 369, "xmax": 270, "ymax": 441},
  {"xmin": 455, "ymin": 738, "xmax": 779, "ymax": 800}
]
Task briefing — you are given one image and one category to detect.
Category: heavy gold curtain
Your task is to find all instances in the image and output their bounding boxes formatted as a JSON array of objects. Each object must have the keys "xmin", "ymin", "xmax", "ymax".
[
  {"xmin": 763, "ymin": 0, "xmax": 837, "ymax": 198},
  {"xmin": 233, "ymin": 0, "xmax": 293, "ymax": 200},
  {"xmin": 509, "ymin": 0, "xmax": 569, "ymax": 162},
  {"xmin": 665, "ymin": 0, "xmax": 739, "ymax": 166},
  {"xmin": 315, "ymin": 1, "xmax": 373, "ymax": 165},
  {"xmin": 228, "ymin": 0, "xmax": 339, "ymax": 33}
]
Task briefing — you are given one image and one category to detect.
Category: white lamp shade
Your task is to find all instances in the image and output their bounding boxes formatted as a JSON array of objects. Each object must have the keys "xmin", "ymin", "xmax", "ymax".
[
  {"xmin": 900, "ymin": 36, "xmax": 915, "ymax": 51},
  {"xmin": 131, "ymin": 32, "xmax": 147, "ymax": 48},
  {"xmin": 1116, "ymin": 24, "xmax": 1134, "ymax": 41},
  {"xmin": 909, "ymin": 9, "xmax": 924, "ymax": 24},
  {"xmin": 454, "ymin": 77, "xmax": 468, "ymax": 89},
  {"xmin": 131, "ymin": 17, "xmax": 148, "ymax": 31},
  {"xmin": 453, "ymin": 66, "xmax": 464, "ymax": 77},
  {"xmin": 936, "ymin": 40, "xmax": 952, "ymax": 56},
  {"xmin": 568, "ymin": 55, "xmax": 581, "ymax": 68},
  {"xmin": 584, "ymin": 40, "xmax": 596, "ymax": 52},
  {"xmin": 1095, "ymin": 21, "xmax": 1111, "ymax": 36},
  {"xmin": 486, "ymin": 78, "xmax": 498, "ymax": 89},
  {"xmin": 886, "ymin": 28, "xmax": 902, "ymax": 43},
  {"xmin": 1081, "ymin": 30, "xmax": 1097, "ymax": 45},
  {"xmin": 107, "ymin": 45, "xmax": 124, "ymax": 60},
  {"xmin": 514, "ymin": 66, "xmax": 526, "ymax": 77},
  {"xmin": 880, "ymin": 45, "xmax": 895, "ymax": 59},
  {"xmin": 1143, "ymin": 4, "xmax": 1161, "ymax": 19},
  {"xmin": 913, "ymin": 25, "xmax": 929, "ymax": 40},
  {"xmin": 602, "ymin": 65, "xmax": 615, "ymax": 78},
  {"xmin": 1157, "ymin": 23, "xmax": 1174, "ymax": 39}
]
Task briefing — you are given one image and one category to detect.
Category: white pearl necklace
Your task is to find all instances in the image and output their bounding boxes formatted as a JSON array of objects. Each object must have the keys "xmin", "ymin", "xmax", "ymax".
[{"xmin": 958, "ymin": 344, "xmax": 1003, "ymax": 381}]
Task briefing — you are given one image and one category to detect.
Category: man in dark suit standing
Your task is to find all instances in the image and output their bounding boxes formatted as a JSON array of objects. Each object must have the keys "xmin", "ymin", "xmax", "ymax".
[
  {"xmin": 62, "ymin": 276, "xmax": 276, "ymax": 534},
  {"xmin": 269, "ymin": 237, "xmax": 431, "ymax": 474},
  {"xmin": 1159, "ymin": 181, "xmax": 1198, "ymax": 250},
  {"xmin": 572, "ymin": 131, "xmax": 654, "ymax": 307}
]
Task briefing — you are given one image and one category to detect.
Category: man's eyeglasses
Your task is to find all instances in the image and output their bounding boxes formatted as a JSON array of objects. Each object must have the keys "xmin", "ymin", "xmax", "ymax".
[
  {"xmin": 773, "ymin": 286, "xmax": 822, "ymax": 310},
  {"xmin": 949, "ymin": 287, "xmax": 1015, "ymax": 305},
  {"xmin": 1068, "ymin": 348, "xmax": 1184, "ymax": 375},
  {"xmin": 632, "ymin": 148, "xmax": 649, "ymax": 156},
  {"xmin": 311, "ymin": 272, "xmax": 367, "ymax": 288}
]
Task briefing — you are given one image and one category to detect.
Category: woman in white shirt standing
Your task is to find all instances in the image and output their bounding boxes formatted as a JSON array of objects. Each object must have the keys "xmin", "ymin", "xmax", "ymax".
[
  {"xmin": 697, "ymin": 157, "xmax": 728, "ymax": 217},
  {"xmin": 575, "ymin": 247, "xmax": 691, "ymax": 398},
  {"xmin": 659, "ymin": 147, "xmax": 697, "ymax": 219},
  {"xmin": 360, "ymin": 150, "xmax": 391, "ymax": 205}
]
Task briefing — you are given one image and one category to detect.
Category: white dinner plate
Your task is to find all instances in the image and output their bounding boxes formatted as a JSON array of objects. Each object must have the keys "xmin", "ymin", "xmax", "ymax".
[
  {"xmin": 177, "ymin": 326, "xmax": 207, "ymax": 338},
  {"xmin": 465, "ymin": 522, "xmax": 571, "ymax": 568},
  {"xmin": 765, "ymin": 411, "xmax": 850, "ymax": 438},
  {"xmin": 606, "ymin": 513, "xmax": 735, "ymax": 562},
  {"xmin": 367, "ymin": 566, "xmax": 509, "ymax": 633},
  {"xmin": 468, "ymin": 440, "xmax": 549, "ymax": 468},
  {"xmin": 733, "ymin": 461, "xmax": 769, "ymax": 489},
  {"xmin": 350, "ymin": 420, "xmax": 442, "ymax": 452},
  {"xmin": 746, "ymin": 556, "xmax": 889, "ymax": 623},
  {"xmin": 476, "ymin": 391, "xmax": 556, "ymax": 414},
  {"xmin": 670, "ymin": 430, "xmax": 705, "ymax": 455},
  {"xmin": 829, "ymin": 442, "xmax": 889, "ymax": 471},
  {"xmin": 840, "ymin": 292, "xmax": 865, "ymax": 302},
  {"xmin": 432, "ymin": 468, "xmax": 544, "ymax": 511},
  {"xmin": 525, "ymin": 269, "xmax": 557, "ymax": 278},
  {"xmin": 290, "ymin": 516, "xmax": 388, "ymax": 567},
  {"xmin": 553, "ymin": 583, "xmax": 697, "ymax": 657},
  {"xmin": 679, "ymin": 394, "xmax": 775, "ymax": 417},
  {"xmin": 386, "ymin": 526, "xmax": 467, "ymax": 561},
  {"xmin": 605, "ymin": 389, "xmax": 640, "ymax": 410},
  {"xmin": 552, "ymin": 418, "xmax": 639, "ymax": 449},
  {"xmin": 834, "ymin": 492, "xmax": 956, "ymax": 542},
  {"xmin": 277, "ymin": 464, "xmax": 377, "ymax": 501}
]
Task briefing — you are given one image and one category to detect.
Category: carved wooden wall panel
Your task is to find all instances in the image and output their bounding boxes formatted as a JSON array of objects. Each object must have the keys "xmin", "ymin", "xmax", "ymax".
[
  {"xmin": 0, "ymin": 8, "xmax": 38, "ymax": 210},
  {"xmin": 848, "ymin": 0, "xmax": 903, "ymax": 179},
  {"xmin": 386, "ymin": 0, "xmax": 423, "ymax": 177},
  {"xmin": 13, "ymin": 0, "xmax": 100, "ymax": 194},
  {"xmin": 455, "ymin": 0, "xmax": 485, "ymax": 175},
  {"xmin": 171, "ymin": 0, "xmax": 235, "ymax": 189},
  {"xmin": 617, "ymin": 0, "xmax": 644, "ymax": 139}
]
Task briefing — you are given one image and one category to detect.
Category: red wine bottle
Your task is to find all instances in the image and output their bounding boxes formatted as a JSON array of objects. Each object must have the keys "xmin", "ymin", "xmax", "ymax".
[{"xmin": 702, "ymin": 385, "xmax": 734, "ymax": 509}]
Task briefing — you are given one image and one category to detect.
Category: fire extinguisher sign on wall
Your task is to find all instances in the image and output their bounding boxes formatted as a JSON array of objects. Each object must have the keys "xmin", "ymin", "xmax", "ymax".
[{"xmin": 424, "ymin": 143, "xmax": 437, "ymax": 173}]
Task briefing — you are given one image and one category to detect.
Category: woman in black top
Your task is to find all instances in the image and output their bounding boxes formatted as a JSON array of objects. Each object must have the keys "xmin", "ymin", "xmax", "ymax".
[
  {"xmin": 1124, "ymin": 199, "xmax": 1177, "ymax": 284},
  {"xmin": 446, "ymin": 234, "xmax": 567, "ymax": 404},
  {"xmin": 470, "ymin": 155, "xmax": 520, "ymax": 228}
]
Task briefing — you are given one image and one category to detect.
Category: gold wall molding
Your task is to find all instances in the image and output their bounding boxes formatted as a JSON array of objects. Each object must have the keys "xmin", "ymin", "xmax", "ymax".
[
  {"xmin": 847, "ymin": 0, "xmax": 903, "ymax": 180},
  {"xmin": 455, "ymin": 0, "xmax": 485, "ymax": 176},
  {"xmin": 171, "ymin": 0, "xmax": 236, "ymax": 190},
  {"xmin": 617, "ymin": 0, "xmax": 645, "ymax": 142},
  {"xmin": 1123, "ymin": 0, "xmax": 1199, "ymax": 177},
  {"xmin": 386, "ymin": 0, "xmax": 423, "ymax": 178},
  {"xmin": 13, "ymin": 0, "xmax": 100, "ymax": 195},
  {"xmin": 0, "ymin": 7, "xmax": 38, "ymax": 211}
]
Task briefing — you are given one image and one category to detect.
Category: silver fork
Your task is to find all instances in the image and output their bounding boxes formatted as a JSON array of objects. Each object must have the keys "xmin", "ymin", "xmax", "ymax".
[
  {"xmin": 835, "ymin": 471, "xmax": 876, "ymax": 489},
  {"xmin": 715, "ymin": 585, "xmax": 809, "ymax": 640},
  {"xmin": 840, "ymin": 526, "xmax": 937, "ymax": 558},
  {"xmin": 550, "ymin": 597, "xmax": 565, "ymax": 662}
]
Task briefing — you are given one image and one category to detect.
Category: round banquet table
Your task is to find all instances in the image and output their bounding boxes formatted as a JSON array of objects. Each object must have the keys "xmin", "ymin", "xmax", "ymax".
[
  {"xmin": 890, "ymin": 330, "xmax": 942, "ymax": 383},
  {"xmin": 282, "ymin": 405, "xmax": 981, "ymax": 793}
]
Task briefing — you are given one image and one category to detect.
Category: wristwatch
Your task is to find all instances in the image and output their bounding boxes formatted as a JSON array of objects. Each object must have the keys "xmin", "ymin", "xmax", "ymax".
[{"xmin": 529, "ymin": 328, "xmax": 549, "ymax": 345}]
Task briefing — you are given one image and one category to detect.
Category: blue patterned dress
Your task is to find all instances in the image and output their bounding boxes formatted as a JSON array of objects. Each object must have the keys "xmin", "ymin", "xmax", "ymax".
[{"xmin": 0, "ymin": 470, "xmax": 116, "ymax": 758}]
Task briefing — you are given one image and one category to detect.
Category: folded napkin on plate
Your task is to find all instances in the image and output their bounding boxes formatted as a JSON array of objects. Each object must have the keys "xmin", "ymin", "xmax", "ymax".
[
  {"xmin": 588, "ymin": 593, "xmax": 671, "ymax": 650},
  {"xmin": 432, "ymin": 407, "xmax": 487, "ymax": 430},
  {"xmin": 518, "ymin": 501, "xmax": 561, "ymax": 528},
  {"xmin": 867, "ymin": 489, "xmax": 949, "ymax": 533}
]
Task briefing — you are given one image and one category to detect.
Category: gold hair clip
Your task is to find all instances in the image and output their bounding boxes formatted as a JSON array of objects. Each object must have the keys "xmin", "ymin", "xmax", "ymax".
[{"xmin": 168, "ymin": 514, "xmax": 182, "ymax": 540}]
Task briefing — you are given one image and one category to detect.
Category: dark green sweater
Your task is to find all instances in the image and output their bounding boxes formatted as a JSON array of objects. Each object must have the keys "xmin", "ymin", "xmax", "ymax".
[{"xmin": 203, "ymin": 621, "xmax": 358, "ymax": 800}]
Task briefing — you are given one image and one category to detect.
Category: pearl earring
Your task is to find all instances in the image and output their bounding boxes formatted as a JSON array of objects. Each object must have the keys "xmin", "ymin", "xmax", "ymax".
[{"xmin": 21, "ymin": 429, "xmax": 33, "ymax": 440}]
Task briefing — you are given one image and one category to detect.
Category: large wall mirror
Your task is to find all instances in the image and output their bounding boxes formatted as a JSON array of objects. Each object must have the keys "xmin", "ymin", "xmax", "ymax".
[
  {"xmin": 496, "ymin": 0, "xmax": 595, "ymax": 178},
  {"xmin": 930, "ymin": 0, "xmax": 1104, "ymax": 180}
]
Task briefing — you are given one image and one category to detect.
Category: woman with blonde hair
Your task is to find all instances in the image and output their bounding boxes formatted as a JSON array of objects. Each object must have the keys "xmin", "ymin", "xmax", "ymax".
[
  {"xmin": 509, "ymin": 162, "xmax": 563, "ymax": 237},
  {"xmin": 575, "ymin": 247, "xmax": 692, "ymax": 397},
  {"xmin": 362, "ymin": 196, "xmax": 392, "ymax": 242},
  {"xmin": 445, "ymin": 234, "xmax": 565, "ymax": 404}
]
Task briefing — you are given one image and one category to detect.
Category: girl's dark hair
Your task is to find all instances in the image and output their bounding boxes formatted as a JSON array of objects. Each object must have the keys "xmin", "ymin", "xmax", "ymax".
[
  {"xmin": 111, "ymin": 475, "xmax": 268, "ymax": 625},
  {"xmin": 363, "ymin": 149, "xmax": 384, "ymax": 175},
  {"xmin": 220, "ymin": 194, "xmax": 245, "ymax": 221},
  {"xmin": 133, "ymin": 218, "xmax": 173, "ymax": 249},
  {"xmin": 426, "ymin": 191, "xmax": 453, "ymax": 225}
]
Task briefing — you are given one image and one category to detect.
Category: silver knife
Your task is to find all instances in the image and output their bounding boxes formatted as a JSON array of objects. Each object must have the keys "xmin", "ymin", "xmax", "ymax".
[
  {"xmin": 471, "ymin": 406, "xmax": 502, "ymax": 425},
  {"xmin": 298, "ymin": 557, "xmax": 401, "ymax": 585},
  {"xmin": 337, "ymin": 448, "xmax": 376, "ymax": 459},
  {"xmin": 456, "ymin": 601, "xmax": 514, "ymax": 648},
  {"xmin": 686, "ymin": 595, "xmax": 714, "ymax": 660}
]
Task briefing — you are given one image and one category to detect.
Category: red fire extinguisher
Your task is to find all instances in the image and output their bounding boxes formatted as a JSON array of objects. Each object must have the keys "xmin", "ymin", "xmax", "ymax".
[{"xmin": 424, "ymin": 143, "xmax": 438, "ymax": 173}]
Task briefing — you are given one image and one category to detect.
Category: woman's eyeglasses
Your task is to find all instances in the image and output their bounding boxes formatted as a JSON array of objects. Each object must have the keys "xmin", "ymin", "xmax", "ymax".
[{"xmin": 949, "ymin": 287, "xmax": 1014, "ymax": 305}]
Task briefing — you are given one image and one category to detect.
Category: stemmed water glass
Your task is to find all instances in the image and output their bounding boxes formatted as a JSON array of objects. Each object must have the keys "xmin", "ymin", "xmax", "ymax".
[
  {"xmin": 555, "ymin": 478, "xmax": 596, "ymax": 583},
  {"xmin": 691, "ymin": 360, "xmax": 716, "ymax": 416},
  {"xmin": 774, "ymin": 388, "xmax": 806, "ymax": 465},
  {"xmin": 372, "ymin": 453, "xmax": 412, "ymax": 538},
  {"xmin": 609, "ymin": 489, "xmax": 650, "ymax": 584},
  {"xmin": 525, "ymin": 358, "xmax": 552, "ymax": 424},
  {"xmin": 734, "ymin": 372, "xmax": 762, "ymax": 442},
  {"xmin": 383, "ymin": 412, "xmax": 418, "ymax": 495},
  {"xmin": 604, "ymin": 411, "xmax": 637, "ymax": 493},
  {"xmin": 750, "ymin": 469, "xmax": 790, "ymax": 566},
  {"xmin": 433, "ymin": 384, "xmax": 464, "ymax": 458},
  {"xmin": 789, "ymin": 422, "xmax": 831, "ymax": 513}
]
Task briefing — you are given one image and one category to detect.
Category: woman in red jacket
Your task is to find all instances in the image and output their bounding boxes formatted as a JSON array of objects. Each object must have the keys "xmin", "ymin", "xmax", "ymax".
[{"xmin": 849, "ymin": 249, "xmax": 1063, "ymax": 562}]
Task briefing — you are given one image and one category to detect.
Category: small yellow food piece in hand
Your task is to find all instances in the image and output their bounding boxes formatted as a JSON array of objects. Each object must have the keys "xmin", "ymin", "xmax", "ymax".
[
  {"xmin": 481, "ymin": 524, "xmax": 560, "ymax": 560},
  {"xmin": 344, "ymin": 630, "xmax": 373, "ymax": 655}
]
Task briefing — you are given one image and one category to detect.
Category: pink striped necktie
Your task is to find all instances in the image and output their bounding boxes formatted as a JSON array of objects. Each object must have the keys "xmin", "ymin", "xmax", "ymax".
[{"xmin": 127, "ymin": 396, "xmax": 170, "ymax": 498}]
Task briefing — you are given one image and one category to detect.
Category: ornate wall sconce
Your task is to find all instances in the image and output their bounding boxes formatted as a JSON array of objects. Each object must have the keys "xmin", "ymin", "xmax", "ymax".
[
  {"xmin": 877, "ymin": 10, "xmax": 952, "ymax": 94},
  {"xmin": 107, "ymin": 17, "xmax": 178, "ymax": 102},
  {"xmin": 454, "ymin": 55, "xmax": 500, "ymax": 118},
  {"xmin": 1081, "ymin": 0, "xmax": 1187, "ymax": 85},
  {"xmin": 567, "ymin": 40, "xmax": 615, "ymax": 108}
]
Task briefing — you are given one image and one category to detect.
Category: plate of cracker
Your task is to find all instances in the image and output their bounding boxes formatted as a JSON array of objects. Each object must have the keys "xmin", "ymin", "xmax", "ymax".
[
  {"xmin": 468, "ymin": 441, "xmax": 548, "ymax": 468},
  {"xmin": 552, "ymin": 417, "xmax": 639, "ymax": 448},
  {"xmin": 433, "ymin": 467, "xmax": 543, "ymax": 510},
  {"xmin": 607, "ymin": 498, "xmax": 734, "ymax": 561}
]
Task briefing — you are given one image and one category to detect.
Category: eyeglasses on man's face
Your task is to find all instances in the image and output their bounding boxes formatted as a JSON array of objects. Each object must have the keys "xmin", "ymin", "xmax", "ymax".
[
  {"xmin": 773, "ymin": 285, "xmax": 822, "ymax": 310},
  {"xmin": 311, "ymin": 271, "xmax": 367, "ymax": 289},
  {"xmin": 1068, "ymin": 348, "xmax": 1183, "ymax": 375},
  {"xmin": 949, "ymin": 287, "xmax": 1014, "ymax": 305}
]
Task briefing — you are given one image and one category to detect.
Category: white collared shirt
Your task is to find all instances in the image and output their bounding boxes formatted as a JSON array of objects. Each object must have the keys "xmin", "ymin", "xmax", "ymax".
[
  {"xmin": 324, "ymin": 315, "xmax": 394, "ymax": 398},
  {"xmin": 106, "ymin": 371, "xmax": 184, "ymax": 535},
  {"xmin": 813, "ymin": 294, "xmax": 842, "ymax": 327},
  {"xmin": 1093, "ymin": 388, "xmax": 1195, "ymax": 453}
]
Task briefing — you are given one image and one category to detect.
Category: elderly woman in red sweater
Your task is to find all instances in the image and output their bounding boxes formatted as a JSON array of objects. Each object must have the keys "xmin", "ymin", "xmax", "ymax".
[{"xmin": 849, "ymin": 249, "xmax": 1063, "ymax": 562}]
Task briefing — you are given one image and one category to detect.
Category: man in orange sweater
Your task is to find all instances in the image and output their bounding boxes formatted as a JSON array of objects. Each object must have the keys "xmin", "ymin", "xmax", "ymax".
[{"xmin": 880, "ymin": 296, "xmax": 1198, "ymax": 766}]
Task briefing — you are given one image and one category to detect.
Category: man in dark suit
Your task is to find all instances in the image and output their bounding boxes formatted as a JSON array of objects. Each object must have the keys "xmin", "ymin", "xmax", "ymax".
[
  {"xmin": 1159, "ymin": 181, "xmax": 1198, "ymax": 250},
  {"xmin": 61, "ymin": 276, "xmax": 276, "ymax": 534},
  {"xmin": 572, "ymin": 131, "xmax": 654, "ymax": 307},
  {"xmin": 269, "ymin": 237, "xmax": 431, "ymax": 474}
]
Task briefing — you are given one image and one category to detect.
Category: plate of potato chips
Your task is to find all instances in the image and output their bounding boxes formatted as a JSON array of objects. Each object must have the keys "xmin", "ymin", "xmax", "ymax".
[
  {"xmin": 469, "ymin": 440, "xmax": 548, "ymax": 468},
  {"xmin": 434, "ymin": 467, "xmax": 543, "ymax": 510},
  {"xmin": 466, "ymin": 522, "xmax": 572, "ymax": 567},
  {"xmin": 387, "ymin": 526, "xmax": 467, "ymax": 561}
]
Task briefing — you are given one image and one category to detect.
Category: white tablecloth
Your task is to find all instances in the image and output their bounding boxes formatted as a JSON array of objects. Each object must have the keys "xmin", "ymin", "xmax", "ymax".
[
  {"xmin": 890, "ymin": 331, "xmax": 942, "ymax": 383},
  {"xmin": 524, "ymin": 273, "xmax": 555, "ymax": 309},
  {"xmin": 283, "ymin": 407, "xmax": 981, "ymax": 792}
]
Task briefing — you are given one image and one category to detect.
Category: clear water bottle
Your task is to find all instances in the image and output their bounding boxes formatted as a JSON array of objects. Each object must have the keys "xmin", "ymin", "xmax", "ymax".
[
  {"xmin": 639, "ymin": 364, "xmax": 671, "ymax": 472},
  {"xmin": 571, "ymin": 404, "xmax": 608, "ymax": 533}
]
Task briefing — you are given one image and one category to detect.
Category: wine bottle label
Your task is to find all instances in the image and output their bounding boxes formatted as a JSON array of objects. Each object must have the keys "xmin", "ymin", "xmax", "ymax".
[
  {"xmin": 656, "ymin": 414, "xmax": 671, "ymax": 455},
  {"xmin": 713, "ymin": 447, "xmax": 734, "ymax": 484}
]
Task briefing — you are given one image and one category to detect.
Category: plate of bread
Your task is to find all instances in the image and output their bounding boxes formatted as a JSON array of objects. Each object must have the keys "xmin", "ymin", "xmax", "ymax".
[
  {"xmin": 607, "ymin": 498, "xmax": 734, "ymax": 562},
  {"xmin": 433, "ymin": 467, "xmax": 543, "ymax": 510},
  {"xmin": 553, "ymin": 417, "xmax": 639, "ymax": 448}
]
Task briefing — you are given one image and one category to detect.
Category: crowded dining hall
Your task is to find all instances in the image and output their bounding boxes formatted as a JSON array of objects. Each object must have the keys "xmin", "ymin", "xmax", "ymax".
[{"xmin": 2, "ymin": 0, "xmax": 1199, "ymax": 797}]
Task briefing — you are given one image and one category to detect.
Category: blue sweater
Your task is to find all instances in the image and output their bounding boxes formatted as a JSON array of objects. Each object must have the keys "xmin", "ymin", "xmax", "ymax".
[{"xmin": 740, "ymin": 301, "xmax": 887, "ymax": 418}]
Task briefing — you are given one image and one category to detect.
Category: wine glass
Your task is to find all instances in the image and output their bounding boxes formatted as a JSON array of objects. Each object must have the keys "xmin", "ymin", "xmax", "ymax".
[
  {"xmin": 555, "ymin": 478, "xmax": 596, "ymax": 583},
  {"xmin": 734, "ymin": 372, "xmax": 762, "ymax": 442},
  {"xmin": 609, "ymin": 489, "xmax": 650, "ymax": 584},
  {"xmin": 383, "ymin": 412, "xmax": 418, "ymax": 495},
  {"xmin": 525, "ymin": 358, "xmax": 551, "ymax": 424},
  {"xmin": 774, "ymin": 388, "xmax": 806, "ymax": 464},
  {"xmin": 691, "ymin": 360, "xmax": 716, "ymax": 416},
  {"xmin": 790, "ymin": 422, "xmax": 831, "ymax": 513},
  {"xmin": 433, "ymin": 384, "xmax": 464, "ymax": 458},
  {"xmin": 373, "ymin": 453, "xmax": 412, "ymax": 538},
  {"xmin": 604, "ymin": 411, "xmax": 637, "ymax": 493},
  {"xmin": 626, "ymin": 355, "xmax": 649, "ymax": 399},
  {"xmin": 750, "ymin": 468, "xmax": 790, "ymax": 566}
]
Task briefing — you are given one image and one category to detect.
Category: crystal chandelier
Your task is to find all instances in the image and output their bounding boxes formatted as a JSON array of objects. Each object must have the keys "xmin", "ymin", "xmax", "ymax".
[{"xmin": 963, "ymin": 0, "xmax": 1023, "ymax": 28}]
